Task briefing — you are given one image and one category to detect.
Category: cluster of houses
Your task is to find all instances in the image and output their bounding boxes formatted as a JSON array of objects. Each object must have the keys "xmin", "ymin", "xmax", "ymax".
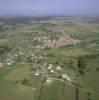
[
  {"xmin": 0, "ymin": 51, "xmax": 37, "ymax": 67},
  {"xmin": 47, "ymin": 34, "xmax": 80, "ymax": 48},
  {"xmin": 33, "ymin": 33, "xmax": 80, "ymax": 49},
  {"xmin": 32, "ymin": 62, "xmax": 72, "ymax": 85},
  {"xmin": 0, "ymin": 33, "xmax": 75, "ymax": 85},
  {"xmin": 0, "ymin": 58, "xmax": 15, "ymax": 67}
]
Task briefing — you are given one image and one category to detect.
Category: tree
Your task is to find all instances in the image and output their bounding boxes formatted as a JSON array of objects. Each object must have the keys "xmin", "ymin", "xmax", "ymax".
[{"xmin": 77, "ymin": 56, "xmax": 86, "ymax": 75}]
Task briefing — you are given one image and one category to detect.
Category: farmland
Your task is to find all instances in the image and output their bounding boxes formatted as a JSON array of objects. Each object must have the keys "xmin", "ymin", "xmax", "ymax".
[{"xmin": 0, "ymin": 16, "xmax": 99, "ymax": 100}]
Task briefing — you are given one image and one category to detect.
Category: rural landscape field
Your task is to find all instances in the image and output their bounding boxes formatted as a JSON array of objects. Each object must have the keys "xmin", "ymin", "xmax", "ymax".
[{"xmin": 0, "ymin": 16, "xmax": 99, "ymax": 100}]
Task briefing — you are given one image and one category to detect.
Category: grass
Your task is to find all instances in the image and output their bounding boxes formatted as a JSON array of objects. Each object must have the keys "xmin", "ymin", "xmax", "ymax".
[
  {"xmin": 39, "ymin": 80, "xmax": 88, "ymax": 100},
  {"xmin": 47, "ymin": 46, "xmax": 90, "ymax": 57},
  {"xmin": 0, "ymin": 81, "xmax": 35, "ymax": 100},
  {"xmin": 0, "ymin": 63, "xmax": 40, "ymax": 100},
  {"xmin": 45, "ymin": 46, "xmax": 99, "ymax": 100},
  {"xmin": 5, "ymin": 65, "xmax": 30, "ymax": 81},
  {"xmin": 82, "ymin": 56, "xmax": 99, "ymax": 93}
]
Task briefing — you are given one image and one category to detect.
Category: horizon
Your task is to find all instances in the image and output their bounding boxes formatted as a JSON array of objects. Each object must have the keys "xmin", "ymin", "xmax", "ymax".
[{"xmin": 0, "ymin": 0, "xmax": 99, "ymax": 17}]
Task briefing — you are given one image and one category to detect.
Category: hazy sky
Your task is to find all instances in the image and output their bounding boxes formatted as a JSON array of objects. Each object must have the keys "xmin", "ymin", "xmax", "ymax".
[{"xmin": 0, "ymin": 0, "xmax": 99, "ymax": 16}]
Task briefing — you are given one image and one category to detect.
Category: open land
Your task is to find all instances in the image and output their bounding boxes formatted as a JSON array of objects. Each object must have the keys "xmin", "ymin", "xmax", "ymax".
[{"xmin": 0, "ymin": 16, "xmax": 99, "ymax": 100}]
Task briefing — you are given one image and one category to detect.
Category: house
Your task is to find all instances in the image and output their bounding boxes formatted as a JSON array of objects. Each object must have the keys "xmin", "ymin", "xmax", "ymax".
[
  {"xmin": 56, "ymin": 66, "xmax": 62, "ymax": 70},
  {"xmin": 62, "ymin": 74, "xmax": 71, "ymax": 82}
]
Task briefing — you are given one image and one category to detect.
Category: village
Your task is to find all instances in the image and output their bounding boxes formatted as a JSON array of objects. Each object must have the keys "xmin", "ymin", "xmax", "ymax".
[
  {"xmin": 0, "ymin": 16, "xmax": 99, "ymax": 100},
  {"xmin": 0, "ymin": 32, "xmax": 80, "ymax": 66},
  {"xmin": 31, "ymin": 62, "xmax": 72, "ymax": 85},
  {"xmin": 0, "ymin": 33, "xmax": 81, "ymax": 86}
]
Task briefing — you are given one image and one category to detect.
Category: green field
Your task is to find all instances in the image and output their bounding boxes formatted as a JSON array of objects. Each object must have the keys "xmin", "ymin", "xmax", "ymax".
[
  {"xmin": 0, "ymin": 63, "xmax": 40, "ymax": 100},
  {"xmin": 0, "ymin": 17, "xmax": 99, "ymax": 100}
]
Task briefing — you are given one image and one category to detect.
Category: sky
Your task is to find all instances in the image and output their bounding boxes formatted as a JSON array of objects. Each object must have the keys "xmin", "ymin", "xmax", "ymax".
[{"xmin": 0, "ymin": 0, "xmax": 99, "ymax": 16}]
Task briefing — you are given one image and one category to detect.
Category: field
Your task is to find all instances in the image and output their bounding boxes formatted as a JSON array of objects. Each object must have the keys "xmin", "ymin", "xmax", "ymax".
[
  {"xmin": 0, "ymin": 16, "xmax": 99, "ymax": 100},
  {"xmin": 0, "ymin": 63, "xmax": 40, "ymax": 100}
]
